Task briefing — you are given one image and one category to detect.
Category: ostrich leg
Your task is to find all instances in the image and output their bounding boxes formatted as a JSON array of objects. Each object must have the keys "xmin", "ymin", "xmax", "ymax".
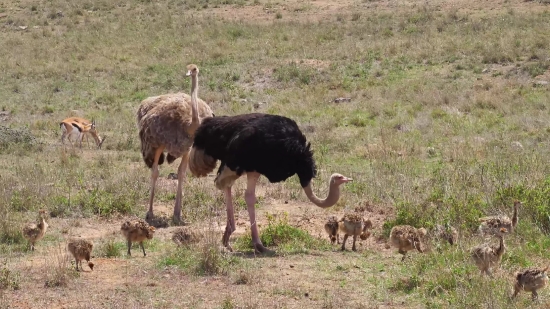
[
  {"xmin": 173, "ymin": 151, "xmax": 189, "ymax": 223},
  {"xmin": 222, "ymin": 187, "xmax": 236, "ymax": 251},
  {"xmin": 146, "ymin": 147, "xmax": 165, "ymax": 219},
  {"xmin": 245, "ymin": 172, "xmax": 272, "ymax": 253}
]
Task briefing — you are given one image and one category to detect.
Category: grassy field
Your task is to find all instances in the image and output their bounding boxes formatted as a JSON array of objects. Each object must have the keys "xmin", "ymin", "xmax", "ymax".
[{"xmin": 1, "ymin": 0, "xmax": 550, "ymax": 307}]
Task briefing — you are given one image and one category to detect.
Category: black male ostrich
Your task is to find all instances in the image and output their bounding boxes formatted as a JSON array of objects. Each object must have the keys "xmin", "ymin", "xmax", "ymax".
[{"xmin": 189, "ymin": 113, "xmax": 352, "ymax": 253}]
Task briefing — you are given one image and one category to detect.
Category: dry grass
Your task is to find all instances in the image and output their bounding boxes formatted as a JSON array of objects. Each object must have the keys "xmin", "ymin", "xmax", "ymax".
[{"xmin": 0, "ymin": 0, "xmax": 550, "ymax": 307}]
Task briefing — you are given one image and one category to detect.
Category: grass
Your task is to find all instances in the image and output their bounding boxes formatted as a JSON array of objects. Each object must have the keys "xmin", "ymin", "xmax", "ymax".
[
  {"xmin": 43, "ymin": 245, "xmax": 79, "ymax": 288},
  {"xmin": 0, "ymin": 0, "xmax": 550, "ymax": 307},
  {"xmin": 159, "ymin": 234, "xmax": 240, "ymax": 276},
  {"xmin": 234, "ymin": 212, "xmax": 332, "ymax": 254},
  {"xmin": 0, "ymin": 261, "xmax": 20, "ymax": 290}
]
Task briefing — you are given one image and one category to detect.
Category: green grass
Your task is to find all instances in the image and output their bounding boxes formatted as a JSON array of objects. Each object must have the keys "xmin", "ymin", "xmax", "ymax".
[
  {"xmin": 234, "ymin": 212, "xmax": 332, "ymax": 254},
  {"xmin": 158, "ymin": 241, "xmax": 240, "ymax": 276}
]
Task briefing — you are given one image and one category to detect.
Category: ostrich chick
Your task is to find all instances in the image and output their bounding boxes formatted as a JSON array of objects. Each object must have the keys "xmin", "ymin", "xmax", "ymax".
[
  {"xmin": 22, "ymin": 209, "xmax": 49, "ymax": 251},
  {"xmin": 121, "ymin": 219, "xmax": 156, "ymax": 257},
  {"xmin": 67, "ymin": 238, "xmax": 94, "ymax": 271},
  {"xmin": 433, "ymin": 224, "xmax": 459, "ymax": 245},
  {"xmin": 389, "ymin": 225, "xmax": 428, "ymax": 261},
  {"xmin": 339, "ymin": 213, "xmax": 373, "ymax": 251},
  {"xmin": 324, "ymin": 216, "xmax": 340, "ymax": 244},
  {"xmin": 478, "ymin": 200, "xmax": 521, "ymax": 236},
  {"xmin": 513, "ymin": 266, "xmax": 549, "ymax": 301},
  {"xmin": 471, "ymin": 228, "xmax": 508, "ymax": 276}
]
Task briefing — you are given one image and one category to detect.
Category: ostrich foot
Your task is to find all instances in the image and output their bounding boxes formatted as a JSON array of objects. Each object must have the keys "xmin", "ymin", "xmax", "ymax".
[
  {"xmin": 222, "ymin": 226, "xmax": 234, "ymax": 252},
  {"xmin": 171, "ymin": 214, "xmax": 183, "ymax": 225},
  {"xmin": 253, "ymin": 243, "xmax": 274, "ymax": 254}
]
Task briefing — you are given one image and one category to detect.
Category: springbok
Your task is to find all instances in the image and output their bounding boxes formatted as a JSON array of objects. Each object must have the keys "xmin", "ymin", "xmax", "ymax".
[{"xmin": 60, "ymin": 117, "xmax": 106, "ymax": 149}]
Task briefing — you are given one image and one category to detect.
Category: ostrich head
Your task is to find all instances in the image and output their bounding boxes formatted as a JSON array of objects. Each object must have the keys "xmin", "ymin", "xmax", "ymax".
[
  {"xmin": 186, "ymin": 64, "xmax": 199, "ymax": 77},
  {"xmin": 330, "ymin": 173, "xmax": 352, "ymax": 186},
  {"xmin": 417, "ymin": 227, "xmax": 428, "ymax": 237},
  {"xmin": 497, "ymin": 227, "xmax": 508, "ymax": 237}
]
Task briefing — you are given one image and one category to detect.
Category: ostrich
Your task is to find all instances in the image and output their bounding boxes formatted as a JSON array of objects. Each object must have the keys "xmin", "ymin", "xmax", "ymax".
[
  {"xmin": 470, "ymin": 228, "xmax": 508, "ymax": 276},
  {"xmin": 339, "ymin": 213, "xmax": 372, "ymax": 251},
  {"xmin": 513, "ymin": 266, "xmax": 549, "ymax": 301},
  {"xmin": 22, "ymin": 209, "xmax": 49, "ymax": 251},
  {"xmin": 324, "ymin": 216, "xmax": 340, "ymax": 244},
  {"xmin": 432, "ymin": 224, "xmax": 459, "ymax": 246},
  {"xmin": 188, "ymin": 113, "xmax": 352, "ymax": 253},
  {"xmin": 121, "ymin": 219, "xmax": 156, "ymax": 257},
  {"xmin": 478, "ymin": 200, "xmax": 521, "ymax": 236},
  {"xmin": 67, "ymin": 238, "xmax": 94, "ymax": 271},
  {"xmin": 389, "ymin": 225, "xmax": 428, "ymax": 261},
  {"xmin": 137, "ymin": 64, "xmax": 214, "ymax": 222}
]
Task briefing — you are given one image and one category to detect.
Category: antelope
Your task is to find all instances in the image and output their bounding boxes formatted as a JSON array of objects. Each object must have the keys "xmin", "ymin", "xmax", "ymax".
[{"xmin": 60, "ymin": 117, "xmax": 105, "ymax": 149}]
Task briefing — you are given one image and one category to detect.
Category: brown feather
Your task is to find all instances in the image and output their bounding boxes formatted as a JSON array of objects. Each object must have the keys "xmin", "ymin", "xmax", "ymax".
[{"xmin": 137, "ymin": 92, "xmax": 213, "ymax": 167}]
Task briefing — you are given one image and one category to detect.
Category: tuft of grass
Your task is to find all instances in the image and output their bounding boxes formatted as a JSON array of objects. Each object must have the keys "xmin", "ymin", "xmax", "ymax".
[
  {"xmin": 44, "ymin": 246, "xmax": 79, "ymax": 288},
  {"xmin": 159, "ymin": 231, "xmax": 239, "ymax": 276},
  {"xmin": 97, "ymin": 239, "xmax": 125, "ymax": 258},
  {"xmin": 273, "ymin": 63, "xmax": 315, "ymax": 85},
  {"xmin": 0, "ymin": 262, "xmax": 20, "ymax": 290},
  {"xmin": 234, "ymin": 212, "xmax": 331, "ymax": 253}
]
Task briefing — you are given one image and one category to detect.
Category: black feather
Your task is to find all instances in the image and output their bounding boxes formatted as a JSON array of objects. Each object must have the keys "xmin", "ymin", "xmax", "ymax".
[
  {"xmin": 166, "ymin": 154, "xmax": 177, "ymax": 164},
  {"xmin": 193, "ymin": 113, "xmax": 317, "ymax": 187}
]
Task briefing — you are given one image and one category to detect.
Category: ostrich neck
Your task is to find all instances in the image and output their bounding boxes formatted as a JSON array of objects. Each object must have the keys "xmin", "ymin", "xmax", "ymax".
[
  {"xmin": 189, "ymin": 75, "xmax": 200, "ymax": 134},
  {"xmin": 39, "ymin": 218, "xmax": 48, "ymax": 230},
  {"xmin": 496, "ymin": 236, "xmax": 505, "ymax": 257},
  {"xmin": 302, "ymin": 180, "xmax": 340, "ymax": 208},
  {"xmin": 512, "ymin": 205, "xmax": 518, "ymax": 228}
]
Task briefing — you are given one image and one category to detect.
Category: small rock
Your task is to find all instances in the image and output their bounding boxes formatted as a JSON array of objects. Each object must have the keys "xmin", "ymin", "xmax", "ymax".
[
  {"xmin": 482, "ymin": 68, "xmax": 489, "ymax": 73},
  {"xmin": 333, "ymin": 97, "xmax": 351, "ymax": 103},
  {"xmin": 426, "ymin": 147, "xmax": 437, "ymax": 157},
  {"xmin": 511, "ymin": 141, "xmax": 523, "ymax": 150},
  {"xmin": 304, "ymin": 293, "xmax": 309, "ymax": 297},
  {"xmin": 18, "ymin": 26, "xmax": 28, "ymax": 30},
  {"xmin": 534, "ymin": 80, "xmax": 548, "ymax": 87},
  {"xmin": 167, "ymin": 173, "xmax": 177, "ymax": 180},
  {"xmin": 394, "ymin": 124, "xmax": 409, "ymax": 132},
  {"xmin": 289, "ymin": 265, "xmax": 294, "ymax": 268}
]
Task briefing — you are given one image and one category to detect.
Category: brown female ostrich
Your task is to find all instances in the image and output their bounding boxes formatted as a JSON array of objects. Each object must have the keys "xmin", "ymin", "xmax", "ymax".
[
  {"xmin": 188, "ymin": 113, "xmax": 352, "ymax": 253},
  {"xmin": 137, "ymin": 64, "xmax": 214, "ymax": 222},
  {"xmin": 470, "ymin": 227, "xmax": 508, "ymax": 276},
  {"xmin": 513, "ymin": 266, "xmax": 549, "ymax": 301},
  {"xmin": 478, "ymin": 200, "xmax": 521, "ymax": 236}
]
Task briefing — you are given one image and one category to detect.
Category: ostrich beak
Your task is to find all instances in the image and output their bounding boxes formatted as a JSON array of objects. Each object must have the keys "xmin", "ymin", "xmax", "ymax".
[
  {"xmin": 342, "ymin": 177, "xmax": 353, "ymax": 183},
  {"xmin": 186, "ymin": 70, "xmax": 192, "ymax": 77}
]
